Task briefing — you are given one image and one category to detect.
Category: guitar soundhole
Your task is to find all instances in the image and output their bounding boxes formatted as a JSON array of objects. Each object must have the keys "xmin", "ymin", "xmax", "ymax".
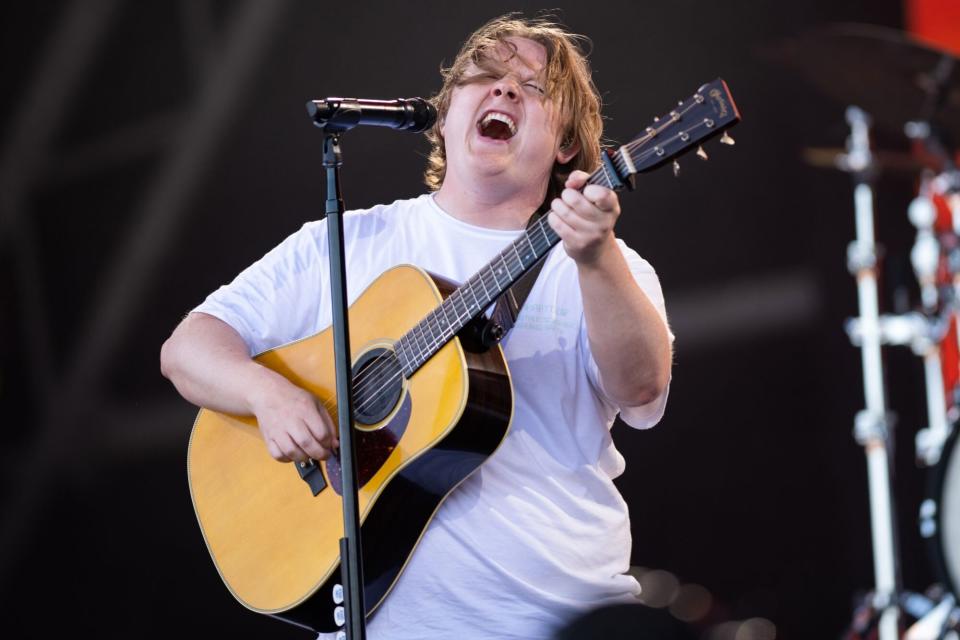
[{"xmin": 352, "ymin": 347, "xmax": 403, "ymax": 426}]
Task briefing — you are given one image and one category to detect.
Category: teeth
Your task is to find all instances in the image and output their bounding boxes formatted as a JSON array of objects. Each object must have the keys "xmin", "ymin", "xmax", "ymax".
[{"xmin": 480, "ymin": 112, "xmax": 517, "ymax": 136}]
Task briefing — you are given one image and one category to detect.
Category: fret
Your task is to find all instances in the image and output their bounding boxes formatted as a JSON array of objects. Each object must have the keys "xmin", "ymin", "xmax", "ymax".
[
  {"xmin": 412, "ymin": 319, "xmax": 430, "ymax": 363},
  {"xmin": 447, "ymin": 304, "xmax": 461, "ymax": 336},
  {"xmin": 402, "ymin": 338, "xmax": 417, "ymax": 375},
  {"xmin": 515, "ymin": 238, "xmax": 531, "ymax": 266},
  {"xmin": 536, "ymin": 219, "xmax": 552, "ymax": 247},
  {"xmin": 507, "ymin": 243, "xmax": 521, "ymax": 273},
  {"xmin": 450, "ymin": 291, "xmax": 472, "ymax": 324},
  {"xmin": 523, "ymin": 232, "xmax": 538, "ymax": 261},
  {"xmin": 479, "ymin": 271, "xmax": 499, "ymax": 310},
  {"xmin": 508, "ymin": 245, "xmax": 524, "ymax": 277},
  {"xmin": 475, "ymin": 271, "xmax": 493, "ymax": 303},
  {"xmin": 403, "ymin": 336, "xmax": 421, "ymax": 371},
  {"xmin": 441, "ymin": 301, "xmax": 459, "ymax": 339},
  {"xmin": 427, "ymin": 307, "xmax": 443, "ymax": 353},
  {"xmin": 395, "ymin": 338, "xmax": 409, "ymax": 375},
  {"xmin": 492, "ymin": 256, "xmax": 510, "ymax": 288},
  {"xmin": 465, "ymin": 280, "xmax": 483, "ymax": 314}
]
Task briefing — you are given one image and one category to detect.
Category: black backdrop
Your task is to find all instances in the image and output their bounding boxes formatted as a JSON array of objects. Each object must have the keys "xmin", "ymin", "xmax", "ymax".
[{"xmin": 1, "ymin": 1, "xmax": 938, "ymax": 638}]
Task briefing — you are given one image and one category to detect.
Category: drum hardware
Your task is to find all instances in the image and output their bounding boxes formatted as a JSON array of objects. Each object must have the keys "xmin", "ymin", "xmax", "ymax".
[
  {"xmin": 837, "ymin": 104, "xmax": 903, "ymax": 640},
  {"xmin": 905, "ymin": 592, "xmax": 959, "ymax": 640},
  {"xmin": 777, "ymin": 22, "xmax": 960, "ymax": 637},
  {"xmin": 803, "ymin": 146, "xmax": 925, "ymax": 175}
]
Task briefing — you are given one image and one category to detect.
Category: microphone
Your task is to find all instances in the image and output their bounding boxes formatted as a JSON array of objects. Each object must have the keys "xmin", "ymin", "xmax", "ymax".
[{"xmin": 306, "ymin": 97, "xmax": 437, "ymax": 133}]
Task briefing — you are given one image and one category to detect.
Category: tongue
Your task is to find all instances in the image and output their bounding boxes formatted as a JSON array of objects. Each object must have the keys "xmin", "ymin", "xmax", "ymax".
[{"xmin": 480, "ymin": 120, "xmax": 512, "ymax": 140}]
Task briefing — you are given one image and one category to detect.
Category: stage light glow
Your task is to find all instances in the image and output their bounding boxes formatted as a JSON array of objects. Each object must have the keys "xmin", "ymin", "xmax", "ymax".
[
  {"xmin": 734, "ymin": 617, "xmax": 777, "ymax": 640},
  {"xmin": 707, "ymin": 621, "xmax": 740, "ymax": 640},
  {"xmin": 668, "ymin": 583, "xmax": 713, "ymax": 622},
  {"xmin": 636, "ymin": 569, "xmax": 679, "ymax": 608}
]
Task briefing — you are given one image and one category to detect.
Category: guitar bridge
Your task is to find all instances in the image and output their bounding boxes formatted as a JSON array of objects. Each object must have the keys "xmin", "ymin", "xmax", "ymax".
[{"xmin": 296, "ymin": 459, "xmax": 327, "ymax": 496}]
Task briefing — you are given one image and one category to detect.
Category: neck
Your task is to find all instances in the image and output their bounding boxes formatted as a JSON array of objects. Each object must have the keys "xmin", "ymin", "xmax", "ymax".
[{"xmin": 433, "ymin": 172, "xmax": 548, "ymax": 230}]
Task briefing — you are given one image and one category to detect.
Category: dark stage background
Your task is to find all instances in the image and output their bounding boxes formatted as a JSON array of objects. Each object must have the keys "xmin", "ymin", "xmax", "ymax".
[{"xmin": 0, "ymin": 1, "xmax": 937, "ymax": 638}]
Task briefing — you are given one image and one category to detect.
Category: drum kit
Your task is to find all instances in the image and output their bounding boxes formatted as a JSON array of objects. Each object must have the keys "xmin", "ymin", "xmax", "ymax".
[{"xmin": 781, "ymin": 23, "xmax": 960, "ymax": 639}]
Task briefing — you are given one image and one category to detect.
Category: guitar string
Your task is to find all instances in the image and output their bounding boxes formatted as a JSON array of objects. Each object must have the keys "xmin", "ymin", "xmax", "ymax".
[
  {"xmin": 344, "ymin": 102, "xmax": 715, "ymax": 406},
  {"xmin": 317, "ymin": 216, "xmax": 560, "ymax": 420},
  {"xmin": 318, "ymin": 100, "xmax": 719, "ymax": 422},
  {"xmin": 325, "ymin": 204, "xmax": 564, "ymax": 415},
  {"xmin": 319, "ymin": 180, "xmax": 585, "ymax": 416},
  {"xmin": 327, "ymin": 115, "xmax": 717, "ymax": 421}
]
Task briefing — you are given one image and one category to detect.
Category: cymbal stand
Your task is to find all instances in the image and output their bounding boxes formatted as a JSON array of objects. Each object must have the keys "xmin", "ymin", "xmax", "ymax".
[
  {"xmin": 843, "ymin": 105, "xmax": 902, "ymax": 640},
  {"xmin": 907, "ymin": 178, "xmax": 954, "ymax": 469}
]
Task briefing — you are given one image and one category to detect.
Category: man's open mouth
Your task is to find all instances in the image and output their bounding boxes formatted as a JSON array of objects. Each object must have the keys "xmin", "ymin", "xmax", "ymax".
[{"xmin": 477, "ymin": 111, "xmax": 517, "ymax": 140}]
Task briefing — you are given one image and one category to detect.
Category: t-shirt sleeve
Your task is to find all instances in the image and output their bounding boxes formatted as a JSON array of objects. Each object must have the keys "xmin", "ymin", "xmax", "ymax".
[
  {"xmin": 193, "ymin": 220, "xmax": 329, "ymax": 356},
  {"xmin": 578, "ymin": 241, "xmax": 674, "ymax": 429}
]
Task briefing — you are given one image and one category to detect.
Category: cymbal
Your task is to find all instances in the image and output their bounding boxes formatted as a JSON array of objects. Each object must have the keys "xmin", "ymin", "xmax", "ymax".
[
  {"xmin": 802, "ymin": 146, "xmax": 928, "ymax": 174},
  {"xmin": 774, "ymin": 23, "xmax": 960, "ymax": 144}
]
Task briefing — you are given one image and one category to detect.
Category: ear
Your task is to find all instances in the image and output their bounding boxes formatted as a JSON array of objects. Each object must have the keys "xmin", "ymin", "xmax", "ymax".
[{"xmin": 556, "ymin": 139, "xmax": 580, "ymax": 165}]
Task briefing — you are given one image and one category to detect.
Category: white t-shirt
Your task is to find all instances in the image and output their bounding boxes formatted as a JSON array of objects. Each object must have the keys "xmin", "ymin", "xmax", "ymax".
[{"xmin": 195, "ymin": 193, "xmax": 672, "ymax": 639}]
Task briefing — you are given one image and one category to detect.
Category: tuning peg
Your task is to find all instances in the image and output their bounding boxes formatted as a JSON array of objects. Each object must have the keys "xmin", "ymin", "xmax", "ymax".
[
  {"xmin": 720, "ymin": 131, "xmax": 735, "ymax": 145},
  {"xmin": 673, "ymin": 160, "xmax": 680, "ymax": 177},
  {"xmin": 696, "ymin": 146, "xmax": 709, "ymax": 161}
]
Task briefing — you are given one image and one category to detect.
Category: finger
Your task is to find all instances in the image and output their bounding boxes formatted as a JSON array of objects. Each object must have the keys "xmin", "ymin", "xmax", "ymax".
[
  {"xmin": 564, "ymin": 170, "xmax": 590, "ymax": 189},
  {"xmin": 560, "ymin": 188, "xmax": 597, "ymax": 219},
  {"xmin": 582, "ymin": 184, "xmax": 619, "ymax": 212},
  {"xmin": 312, "ymin": 401, "xmax": 339, "ymax": 449},
  {"xmin": 267, "ymin": 438, "xmax": 292, "ymax": 463},
  {"xmin": 548, "ymin": 210, "xmax": 578, "ymax": 239},
  {"xmin": 292, "ymin": 423, "xmax": 332, "ymax": 461},
  {"xmin": 551, "ymin": 197, "xmax": 584, "ymax": 233},
  {"xmin": 277, "ymin": 432, "xmax": 311, "ymax": 464},
  {"xmin": 303, "ymin": 405, "xmax": 337, "ymax": 450}
]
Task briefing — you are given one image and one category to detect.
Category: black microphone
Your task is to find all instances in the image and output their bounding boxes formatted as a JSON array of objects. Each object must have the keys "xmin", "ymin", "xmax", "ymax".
[{"xmin": 306, "ymin": 97, "xmax": 437, "ymax": 133}]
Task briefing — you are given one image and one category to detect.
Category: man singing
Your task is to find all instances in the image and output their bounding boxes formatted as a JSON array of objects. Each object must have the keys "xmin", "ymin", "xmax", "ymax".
[{"xmin": 161, "ymin": 14, "xmax": 673, "ymax": 639}]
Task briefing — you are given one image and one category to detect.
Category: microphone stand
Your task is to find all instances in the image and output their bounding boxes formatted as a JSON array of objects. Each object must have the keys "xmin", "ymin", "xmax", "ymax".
[
  {"xmin": 305, "ymin": 94, "xmax": 434, "ymax": 639},
  {"xmin": 317, "ymin": 127, "xmax": 366, "ymax": 640}
]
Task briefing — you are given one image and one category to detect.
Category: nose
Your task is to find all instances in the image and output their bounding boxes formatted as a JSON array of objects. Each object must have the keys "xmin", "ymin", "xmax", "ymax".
[{"xmin": 491, "ymin": 77, "xmax": 519, "ymax": 101}]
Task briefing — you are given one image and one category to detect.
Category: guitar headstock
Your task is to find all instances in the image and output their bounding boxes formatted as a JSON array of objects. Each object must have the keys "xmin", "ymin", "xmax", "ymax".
[{"xmin": 602, "ymin": 78, "xmax": 741, "ymax": 188}]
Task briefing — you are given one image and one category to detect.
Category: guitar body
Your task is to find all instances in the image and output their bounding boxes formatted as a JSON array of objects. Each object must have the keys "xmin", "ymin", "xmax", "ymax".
[{"xmin": 187, "ymin": 264, "xmax": 513, "ymax": 632}]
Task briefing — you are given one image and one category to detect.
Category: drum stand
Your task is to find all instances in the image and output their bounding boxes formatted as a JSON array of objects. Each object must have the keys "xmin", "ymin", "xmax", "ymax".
[
  {"xmin": 840, "ymin": 106, "xmax": 902, "ymax": 640},
  {"xmin": 845, "ymin": 113, "xmax": 960, "ymax": 638}
]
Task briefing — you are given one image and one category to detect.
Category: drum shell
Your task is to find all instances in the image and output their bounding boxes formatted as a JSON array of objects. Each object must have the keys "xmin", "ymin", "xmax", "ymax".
[{"xmin": 922, "ymin": 425, "xmax": 960, "ymax": 599}]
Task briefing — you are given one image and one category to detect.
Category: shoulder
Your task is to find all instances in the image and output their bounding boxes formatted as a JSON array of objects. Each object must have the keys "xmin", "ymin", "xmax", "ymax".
[
  {"xmin": 343, "ymin": 194, "xmax": 434, "ymax": 225},
  {"xmin": 293, "ymin": 194, "xmax": 435, "ymax": 247}
]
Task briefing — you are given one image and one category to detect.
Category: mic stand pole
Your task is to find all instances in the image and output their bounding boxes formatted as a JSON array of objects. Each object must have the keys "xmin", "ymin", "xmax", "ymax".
[
  {"xmin": 843, "ymin": 105, "xmax": 901, "ymax": 640},
  {"xmin": 319, "ymin": 129, "xmax": 366, "ymax": 640}
]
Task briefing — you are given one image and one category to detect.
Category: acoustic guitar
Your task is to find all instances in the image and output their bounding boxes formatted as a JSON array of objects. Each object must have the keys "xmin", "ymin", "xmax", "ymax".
[{"xmin": 187, "ymin": 78, "xmax": 740, "ymax": 633}]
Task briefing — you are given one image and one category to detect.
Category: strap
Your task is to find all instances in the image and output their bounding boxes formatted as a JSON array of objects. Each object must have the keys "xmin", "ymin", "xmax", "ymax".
[
  {"xmin": 490, "ymin": 251, "xmax": 548, "ymax": 336},
  {"xmin": 487, "ymin": 208, "xmax": 552, "ymax": 341}
]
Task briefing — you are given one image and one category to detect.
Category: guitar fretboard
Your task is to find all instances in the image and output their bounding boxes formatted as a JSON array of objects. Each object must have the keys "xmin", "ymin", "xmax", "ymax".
[
  {"xmin": 393, "ymin": 166, "xmax": 615, "ymax": 377},
  {"xmin": 390, "ymin": 77, "xmax": 739, "ymax": 377}
]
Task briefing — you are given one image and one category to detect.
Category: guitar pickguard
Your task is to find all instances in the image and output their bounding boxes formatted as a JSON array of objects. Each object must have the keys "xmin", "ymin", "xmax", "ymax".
[{"xmin": 324, "ymin": 391, "xmax": 413, "ymax": 495}]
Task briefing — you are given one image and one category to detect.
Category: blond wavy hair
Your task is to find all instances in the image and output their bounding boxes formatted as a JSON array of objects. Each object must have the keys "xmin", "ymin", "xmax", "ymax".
[{"xmin": 424, "ymin": 15, "xmax": 603, "ymax": 204}]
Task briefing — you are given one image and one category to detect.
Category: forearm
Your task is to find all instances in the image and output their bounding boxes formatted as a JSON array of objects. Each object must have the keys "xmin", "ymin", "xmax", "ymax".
[
  {"xmin": 577, "ymin": 238, "xmax": 672, "ymax": 406},
  {"xmin": 160, "ymin": 312, "xmax": 284, "ymax": 416}
]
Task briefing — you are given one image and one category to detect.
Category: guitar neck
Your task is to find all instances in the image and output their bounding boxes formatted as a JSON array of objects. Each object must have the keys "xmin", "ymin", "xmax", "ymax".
[
  {"xmin": 393, "ymin": 78, "xmax": 740, "ymax": 378},
  {"xmin": 395, "ymin": 167, "xmax": 615, "ymax": 377}
]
